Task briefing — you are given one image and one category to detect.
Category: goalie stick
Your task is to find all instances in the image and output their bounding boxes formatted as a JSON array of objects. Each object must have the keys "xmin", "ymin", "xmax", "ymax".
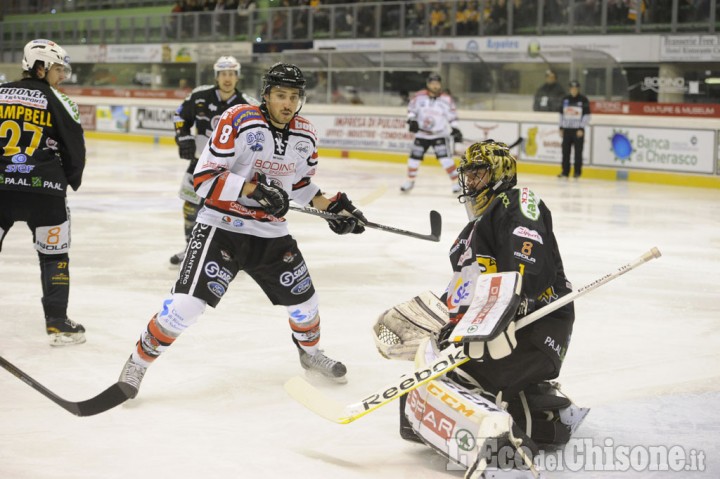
[
  {"xmin": 0, "ymin": 355, "xmax": 135, "ymax": 417},
  {"xmin": 284, "ymin": 247, "xmax": 662, "ymax": 424},
  {"xmin": 289, "ymin": 205, "xmax": 442, "ymax": 242}
]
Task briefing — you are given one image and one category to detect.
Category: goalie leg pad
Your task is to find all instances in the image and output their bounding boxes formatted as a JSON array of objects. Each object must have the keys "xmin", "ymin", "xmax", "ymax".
[
  {"xmin": 405, "ymin": 339, "xmax": 539, "ymax": 477},
  {"xmin": 373, "ymin": 290, "xmax": 448, "ymax": 361}
]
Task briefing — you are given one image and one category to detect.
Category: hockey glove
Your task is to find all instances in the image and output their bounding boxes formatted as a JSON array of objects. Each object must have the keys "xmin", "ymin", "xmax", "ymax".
[
  {"xmin": 451, "ymin": 127, "xmax": 463, "ymax": 143},
  {"xmin": 408, "ymin": 120, "xmax": 419, "ymax": 133},
  {"xmin": 177, "ymin": 135, "xmax": 196, "ymax": 160},
  {"xmin": 326, "ymin": 192, "xmax": 367, "ymax": 235},
  {"xmin": 248, "ymin": 172, "xmax": 289, "ymax": 218}
]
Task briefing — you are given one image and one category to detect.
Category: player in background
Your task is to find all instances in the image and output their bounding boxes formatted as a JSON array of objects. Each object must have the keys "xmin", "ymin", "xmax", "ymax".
[
  {"xmin": 0, "ymin": 39, "xmax": 87, "ymax": 345},
  {"xmin": 375, "ymin": 141, "xmax": 585, "ymax": 476},
  {"xmin": 401, "ymin": 73, "xmax": 463, "ymax": 194},
  {"xmin": 558, "ymin": 80, "xmax": 591, "ymax": 179},
  {"xmin": 169, "ymin": 55, "xmax": 257, "ymax": 265},
  {"xmin": 118, "ymin": 63, "xmax": 367, "ymax": 397}
]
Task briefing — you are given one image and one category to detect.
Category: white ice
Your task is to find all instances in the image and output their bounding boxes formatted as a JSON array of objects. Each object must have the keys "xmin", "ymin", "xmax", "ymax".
[{"xmin": 1, "ymin": 139, "xmax": 719, "ymax": 478}]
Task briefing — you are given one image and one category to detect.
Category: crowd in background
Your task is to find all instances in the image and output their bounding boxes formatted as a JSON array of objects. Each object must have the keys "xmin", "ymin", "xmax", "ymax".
[{"xmin": 0, "ymin": 0, "xmax": 710, "ymax": 34}]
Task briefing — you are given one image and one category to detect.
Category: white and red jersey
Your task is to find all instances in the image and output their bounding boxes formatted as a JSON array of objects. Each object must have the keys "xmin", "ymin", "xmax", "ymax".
[
  {"xmin": 193, "ymin": 105, "xmax": 321, "ymax": 238},
  {"xmin": 407, "ymin": 89, "xmax": 459, "ymax": 139}
]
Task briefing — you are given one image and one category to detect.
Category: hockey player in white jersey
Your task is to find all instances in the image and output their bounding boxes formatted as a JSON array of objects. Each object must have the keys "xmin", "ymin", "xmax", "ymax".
[
  {"xmin": 401, "ymin": 73, "xmax": 463, "ymax": 194},
  {"xmin": 169, "ymin": 56, "xmax": 257, "ymax": 265},
  {"xmin": 118, "ymin": 63, "xmax": 367, "ymax": 396}
]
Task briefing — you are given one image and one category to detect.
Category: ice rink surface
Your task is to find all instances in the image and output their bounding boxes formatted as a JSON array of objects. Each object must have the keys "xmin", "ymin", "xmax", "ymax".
[{"xmin": 1, "ymin": 138, "xmax": 719, "ymax": 478}]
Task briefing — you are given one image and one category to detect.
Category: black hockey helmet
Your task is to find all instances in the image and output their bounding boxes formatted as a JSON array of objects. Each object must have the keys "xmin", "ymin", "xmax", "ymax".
[
  {"xmin": 458, "ymin": 140, "xmax": 517, "ymax": 218},
  {"xmin": 427, "ymin": 73, "xmax": 442, "ymax": 83},
  {"xmin": 262, "ymin": 62, "xmax": 306, "ymax": 97}
]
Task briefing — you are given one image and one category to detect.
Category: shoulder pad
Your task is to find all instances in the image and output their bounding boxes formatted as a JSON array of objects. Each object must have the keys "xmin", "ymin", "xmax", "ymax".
[
  {"xmin": 192, "ymin": 84, "xmax": 215, "ymax": 94},
  {"xmin": 226, "ymin": 105, "xmax": 264, "ymax": 126},
  {"xmin": 51, "ymin": 87, "xmax": 81, "ymax": 124}
]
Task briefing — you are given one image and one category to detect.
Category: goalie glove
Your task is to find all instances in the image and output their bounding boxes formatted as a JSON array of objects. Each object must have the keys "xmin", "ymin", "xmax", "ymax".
[
  {"xmin": 325, "ymin": 192, "xmax": 367, "ymax": 235},
  {"xmin": 177, "ymin": 135, "xmax": 196, "ymax": 160},
  {"xmin": 373, "ymin": 291, "xmax": 448, "ymax": 360},
  {"xmin": 247, "ymin": 172, "xmax": 289, "ymax": 218}
]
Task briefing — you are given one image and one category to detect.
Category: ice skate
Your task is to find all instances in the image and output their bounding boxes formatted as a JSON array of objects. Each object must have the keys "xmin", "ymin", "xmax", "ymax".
[
  {"xmin": 118, "ymin": 355, "xmax": 147, "ymax": 399},
  {"xmin": 169, "ymin": 249, "xmax": 186, "ymax": 265},
  {"xmin": 400, "ymin": 180, "xmax": 415, "ymax": 192},
  {"xmin": 451, "ymin": 183, "xmax": 462, "ymax": 194},
  {"xmin": 46, "ymin": 317, "xmax": 86, "ymax": 347},
  {"xmin": 294, "ymin": 339, "xmax": 347, "ymax": 381}
]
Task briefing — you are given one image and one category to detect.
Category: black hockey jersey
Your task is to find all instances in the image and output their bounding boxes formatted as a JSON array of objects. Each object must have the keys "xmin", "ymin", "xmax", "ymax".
[
  {"xmin": 174, "ymin": 85, "xmax": 256, "ymax": 158},
  {"xmin": 446, "ymin": 186, "xmax": 574, "ymax": 322},
  {"xmin": 0, "ymin": 78, "xmax": 85, "ymax": 196}
]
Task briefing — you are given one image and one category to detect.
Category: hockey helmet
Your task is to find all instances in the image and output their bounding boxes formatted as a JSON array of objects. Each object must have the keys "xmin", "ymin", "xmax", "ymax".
[
  {"xmin": 458, "ymin": 140, "xmax": 517, "ymax": 218},
  {"xmin": 427, "ymin": 73, "xmax": 442, "ymax": 83},
  {"xmin": 213, "ymin": 56, "xmax": 241, "ymax": 77},
  {"xmin": 22, "ymin": 39, "xmax": 71, "ymax": 78},
  {"xmin": 262, "ymin": 62, "xmax": 306, "ymax": 96}
]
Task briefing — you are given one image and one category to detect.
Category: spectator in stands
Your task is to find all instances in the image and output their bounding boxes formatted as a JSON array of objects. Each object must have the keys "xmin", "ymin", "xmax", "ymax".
[
  {"xmin": 237, "ymin": 0, "xmax": 257, "ymax": 38},
  {"xmin": 533, "ymin": 70, "xmax": 565, "ymax": 112},
  {"xmin": 486, "ymin": 0, "xmax": 508, "ymax": 35},
  {"xmin": 406, "ymin": 2, "xmax": 428, "ymax": 36},
  {"xmin": 626, "ymin": 0, "xmax": 647, "ymax": 23},
  {"xmin": 575, "ymin": 0, "xmax": 599, "ymax": 26},
  {"xmin": 513, "ymin": 0, "xmax": 537, "ymax": 30},
  {"xmin": 430, "ymin": 3, "xmax": 449, "ymax": 36}
]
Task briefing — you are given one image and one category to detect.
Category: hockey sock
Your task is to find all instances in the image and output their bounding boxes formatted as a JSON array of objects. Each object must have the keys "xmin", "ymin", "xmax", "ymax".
[
  {"xmin": 439, "ymin": 157, "xmax": 459, "ymax": 180},
  {"xmin": 290, "ymin": 315, "xmax": 320, "ymax": 355},
  {"xmin": 133, "ymin": 314, "xmax": 178, "ymax": 367},
  {"xmin": 38, "ymin": 252, "xmax": 70, "ymax": 319},
  {"xmin": 182, "ymin": 201, "xmax": 200, "ymax": 241},
  {"xmin": 405, "ymin": 158, "xmax": 421, "ymax": 180}
]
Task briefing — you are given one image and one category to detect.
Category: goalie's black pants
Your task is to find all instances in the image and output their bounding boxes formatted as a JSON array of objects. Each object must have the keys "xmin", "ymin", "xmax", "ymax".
[{"xmin": 458, "ymin": 315, "xmax": 573, "ymax": 401}]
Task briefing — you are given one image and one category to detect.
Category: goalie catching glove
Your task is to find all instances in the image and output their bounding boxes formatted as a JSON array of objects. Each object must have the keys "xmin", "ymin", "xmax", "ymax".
[
  {"xmin": 247, "ymin": 172, "xmax": 289, "ymax": 218},
  {"xmin": 325, "ymin": 192, "xmax": 367, "ymax": 235},
  {"xmin": 373, "ymin": 291, "xmax": 448, "ymax": 360}
]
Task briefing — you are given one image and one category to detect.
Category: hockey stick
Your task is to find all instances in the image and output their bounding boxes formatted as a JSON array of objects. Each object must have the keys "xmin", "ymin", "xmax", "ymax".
[
  {"xmin": 284, "ymin": 247, "xmax": 662, "ymax": 424},
  {"xmin": 289, "ymin": 205, "xmax": 442, "ymax": 242},
  {"xmin": 0, "ymin": 356, "xmax": 135, "ymax": 417}
]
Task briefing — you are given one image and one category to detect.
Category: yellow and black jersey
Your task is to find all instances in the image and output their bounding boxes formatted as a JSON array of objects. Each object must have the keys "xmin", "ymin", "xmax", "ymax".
[{"xmin": 0, "ymin": 78, "xmax": 85, "ymax": 196}]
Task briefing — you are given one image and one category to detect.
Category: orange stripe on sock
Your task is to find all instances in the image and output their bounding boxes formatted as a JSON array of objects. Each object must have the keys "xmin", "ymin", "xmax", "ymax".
[
  {"xmin": 148, "ymin": 315, "xmax": 176, "ymax": 345},
  {"xmin": 289, "ymin": 316, "xmax": 319, "ymax": 333},
  {"xmin": 135, "ymin": 343, "xmax": 156, "ymax": 363}
]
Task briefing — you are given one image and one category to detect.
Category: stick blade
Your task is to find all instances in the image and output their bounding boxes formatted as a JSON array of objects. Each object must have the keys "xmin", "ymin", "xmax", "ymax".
[
  {"xmin": 429, "ymin": 210, "xmax": 442, "ymax": 241},
  {"xmin": 73, "ymin": 382, "xmax": 135, "ymax": 417},
  {"xmin": 283, "ymin": 376, "xmax": 351, "ymax": 424}
]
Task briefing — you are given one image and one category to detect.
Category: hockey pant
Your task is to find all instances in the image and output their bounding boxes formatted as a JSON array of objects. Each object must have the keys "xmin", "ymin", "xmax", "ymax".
[{"xmin": 407, "ymin": 136, "xmax": 458, "ymax": 181}]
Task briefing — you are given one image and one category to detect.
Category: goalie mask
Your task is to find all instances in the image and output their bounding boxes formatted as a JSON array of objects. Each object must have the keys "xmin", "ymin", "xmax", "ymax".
[
  {"xmin": 22, "ymin": 39, "xmax": 71, "ymax": 81},
  {"xmin": 458, "ymin": 140, "xmax": 517, "ymax": 219}
]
